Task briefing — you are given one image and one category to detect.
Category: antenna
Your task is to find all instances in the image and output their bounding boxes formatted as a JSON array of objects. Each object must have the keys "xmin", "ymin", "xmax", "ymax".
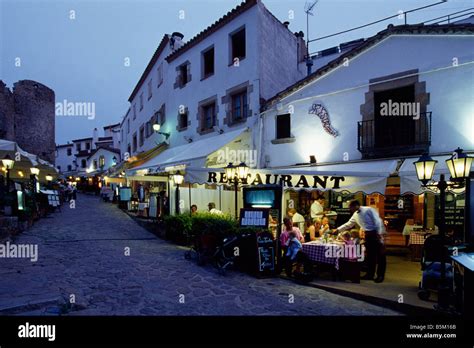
[
  {"xmin": 304, "ymin": 0, "xmax": 319, "ymax": 47},
  {"xmin": 304, "ymin": 0, "xmax": 319, "ymax": 75}
]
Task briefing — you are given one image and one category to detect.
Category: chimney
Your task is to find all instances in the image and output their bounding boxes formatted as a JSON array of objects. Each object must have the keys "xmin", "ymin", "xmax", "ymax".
[
  {"xmin": 283, "ymin": 21, "xmax": 290, "ymax": 28},
  {"xmin": 92, "ymin": 127, "xmax": 98, "ymax": 150},
  {"xmin": 295, "ymin": 31, "xmax": 308, "ymax": 65},
  {"xmin": 170, "ymin": 32, "xmax": 185, "ymax": 51}
]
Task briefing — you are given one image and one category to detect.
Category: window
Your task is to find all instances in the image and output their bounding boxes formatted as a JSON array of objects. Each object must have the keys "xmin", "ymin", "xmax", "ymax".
[
  {"xmin": 127, "ymin": 119, "xmax": 130, "ymax": 133},
  {"xmin": 147, "ymin": 79, "xmax": 152, "ymax": 100},
  {"xmin": 127, "ymin": 144, "xmax": 131, "ymax": 156},
  {"xmin": 231, "ymin": 91, "xmax": 248, "ymax": 123},
  {"xmin": 133, "ymin": 104, "xmax": 137, "ymax": 119},
  {"xmin": 201, "ymin": 103, "xmax": 216, "ymax": 131},
  {"xmin": 276, "ymin": 114, "xmax": 291, "ymax": 139},
  {"xmin": 175, "ymin": 62, "xmax": 191, "ymax": 88},
  {"xmin": 67, "ymin": 165, "xmax": 72, "ymax": 171},
  {"xmin": 202, "ymin": 46, "xmax": 214, "ymax": 78},
  {"xmin": 99, "ymin": 156, "xmax": 105, "ymax": 168},
  {"xmin": 139, "ymin": 93, "xmax": 144, "ymax": 111},
  {"xmin": 57, "ymin": 165, "xmax": 61, "ymax": 171},
  {"xmin": 178, "ymin": 108, "xmax": 188, "ymax": 130},
  {"xmin": 230, "ymin": 27, "xmax": 246, "ymax": 62},
  {"xmin": 179, "ymin": 64, "xmax": 188, "ymax": 86},
  {"xmin": 139, "ymin": 125, "xmax": 145, "ymax": 147},
  {"xmin": 81, "ymin": 159, "xmax": 86, "ymax": 168},
  {"xmin": 158, "ymin": 104, "xmax": 166, "ymax": 125},
  {"xmin": 86, "ymin": 142, "xmax": 91, "ymax": 150},
  {"xmin": 157, "ymin": 62, "xmax": 163, "ymax": 87},
  {"xmin": 76, "ymin": 143, "xmax": 81, "ymax": 152},
  {"xmin": 374, "ymin": 85, "xmax": 416, "ymax": 149},
  {"xmin": 67, "ymin": 148, "xmax": 72, "ymax": 156},
  {"xmin": 132, "ymin": 133, "xmax": 137, "ymax": 152},
  {"xmin": 93, "ymin": 160, "xmax": 97, "ymax": 170},
  {"xmin": 145, "ymin": 121, "xmax": 152, "ymax": 138}
]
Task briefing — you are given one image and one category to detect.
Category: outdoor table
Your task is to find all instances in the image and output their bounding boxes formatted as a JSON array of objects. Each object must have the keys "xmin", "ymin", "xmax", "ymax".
[
  {"xmin": 409, "ymin": 232, "xmax": 431, "ymax": 261},
  {"xmin": 137, "ymin": 202, "xmax": 149, "ymax": 217},
  {"xmin": 302, "ymin": 241, "xmax": 344, "ymax": 270}
]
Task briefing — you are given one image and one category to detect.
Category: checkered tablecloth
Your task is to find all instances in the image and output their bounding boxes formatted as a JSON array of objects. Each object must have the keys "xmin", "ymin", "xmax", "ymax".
[
  {"xmin": 409, "ymin": 232, "xmax": 431, "ymax": 245},
  {"xmin": 302, "ymin": 242, "xmax": 341, "ymax": 270}
]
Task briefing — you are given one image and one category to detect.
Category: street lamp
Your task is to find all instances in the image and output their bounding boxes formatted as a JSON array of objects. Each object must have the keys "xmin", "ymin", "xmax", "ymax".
[
  {"xmin": 1, "ymin": 154, "xmax": 15, "ymax": 187},
  {"xmin": 153, "ymin": 123, "xmax": 170, "ymax": 140},
  {"xmin": 446, "ymin": 147, "xmax": 473, "ymax": 180},
  {"xmin": 414, "ymin": 148, "xmax": 473, "ymax": 311},
  {"xmin": 225, "ymin": 162, "xmax": 249, "ymax": 218},
  {"xmin": 30, "ymin": 167, "xmax": 40, "ymax": 194},
  {"xmin": 172, "ymin": 171, "xmax": 184, "ymax": 214}
]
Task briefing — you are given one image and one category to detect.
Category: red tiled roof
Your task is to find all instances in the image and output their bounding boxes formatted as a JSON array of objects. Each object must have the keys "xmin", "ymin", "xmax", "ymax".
[
  {"xmin": 262, "ymin": 23, "xmax": 474, "ymax": 110},
  {"xmin": 165, "ymin": 0, "xmax": 258, "ymax": 63},
  {"xmin": 103, "ymin": 123, "xmax": 120, "ymax": 130},
  {"xmin": 128, "ymin": 35, "xmax": 170, "ymax": 102}
]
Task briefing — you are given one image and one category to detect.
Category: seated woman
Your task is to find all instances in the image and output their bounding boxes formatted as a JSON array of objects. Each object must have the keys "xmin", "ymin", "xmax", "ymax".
[{"xmin": 305, "ymin": 218, "xmax": 322, "ymax": 242}]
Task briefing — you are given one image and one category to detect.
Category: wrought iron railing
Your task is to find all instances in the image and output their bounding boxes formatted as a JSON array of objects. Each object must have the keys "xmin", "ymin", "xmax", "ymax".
[{"xmin": 358, "ymin": 111, "xmax": 432, "ymax": 159}]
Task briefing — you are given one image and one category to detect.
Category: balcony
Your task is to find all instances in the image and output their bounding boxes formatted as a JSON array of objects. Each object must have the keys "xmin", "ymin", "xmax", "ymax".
[{"xmin": 358, "ymin": 111, "xmax": 431, "ymax": 159}]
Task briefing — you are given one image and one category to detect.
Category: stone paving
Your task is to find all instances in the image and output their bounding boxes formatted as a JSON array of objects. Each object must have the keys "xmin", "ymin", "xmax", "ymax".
[{"xmin": 0, "ymin": 194, "xmax": 401, "ymax": 316}]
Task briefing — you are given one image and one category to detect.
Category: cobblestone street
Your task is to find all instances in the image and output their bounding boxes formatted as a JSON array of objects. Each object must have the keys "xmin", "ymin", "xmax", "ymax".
[{"xmin": 0, "ymin": 194, "xmax": 401, "ymax": 316}]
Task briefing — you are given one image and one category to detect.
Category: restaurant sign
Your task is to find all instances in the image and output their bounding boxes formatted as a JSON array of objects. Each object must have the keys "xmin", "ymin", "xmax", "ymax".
[
  {"xmin": 208, "ymin": 171, "xmax": 345, "ymax": 189},
  {"xmin": 185, "ymin": 168, "xmax": 390, "ymax": 194}
]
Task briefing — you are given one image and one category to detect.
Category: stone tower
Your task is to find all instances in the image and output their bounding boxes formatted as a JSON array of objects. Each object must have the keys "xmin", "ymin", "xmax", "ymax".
[
  {"xmin": 0, "ymin": 81, "xmax": 15, "ymax": 140},
  {"xmin": 12, "ymin": 80, "xmax": 56, "ymax": 163}
]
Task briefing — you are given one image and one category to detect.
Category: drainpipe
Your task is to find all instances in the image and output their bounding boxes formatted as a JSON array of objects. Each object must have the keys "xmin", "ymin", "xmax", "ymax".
[{"xmin": 306, "ymin": 57, "xmax": 314, "ymax": 76}]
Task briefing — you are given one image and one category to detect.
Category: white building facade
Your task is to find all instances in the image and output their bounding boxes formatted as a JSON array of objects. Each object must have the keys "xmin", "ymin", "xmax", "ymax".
[
  {"xmin": 120, "ymin": 0, "xmax": 307, "ymax": 215},
  {"xmin": 254, "ymin": 23, "xmax": 474, "ymax": 238}
]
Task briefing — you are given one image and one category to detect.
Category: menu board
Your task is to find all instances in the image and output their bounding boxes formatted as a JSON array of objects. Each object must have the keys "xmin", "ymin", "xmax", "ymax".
[
  {"xmin": 256, "ymin": 231, "xmax": 275, "ymax": 273},
  {"xmin": 148, "ymin": 194, "xmax": 158, "ymax": 218},
  {"xmin": 436, "ymin": 194, "xmax": 465, "ymax": 232},
  {"xmin": 239, "ymin": 208, "xmax": 269, "ymax": 228},
  {"xmin": 119, "ymin": 187, "xmax": 132, "ymax": 201}
]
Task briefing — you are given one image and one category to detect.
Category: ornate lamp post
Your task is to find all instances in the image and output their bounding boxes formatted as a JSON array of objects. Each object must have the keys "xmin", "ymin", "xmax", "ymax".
[
  {"xmin": 414, "ymin": 148, "xmax": 473, "ymax": 310},
  {"xmin": 2, "ymin": 154, "xmax": 15, "ymax": 188},
  {"xmin": 225, "ymin": 162, "xmax": 249, "ymax": 218},
  {"xmin": 30, "ymin": 167, "xmax": 40, "ymax": 193},
  {"xmin": 172, "ymin": 171, "xmax": 184, "ymax": 214}
]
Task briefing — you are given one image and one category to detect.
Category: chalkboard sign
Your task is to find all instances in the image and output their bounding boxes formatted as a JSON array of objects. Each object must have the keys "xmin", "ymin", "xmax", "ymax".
[{"xmin": 256, "ymin": 231, "xmax": 275, "ymax": 273}]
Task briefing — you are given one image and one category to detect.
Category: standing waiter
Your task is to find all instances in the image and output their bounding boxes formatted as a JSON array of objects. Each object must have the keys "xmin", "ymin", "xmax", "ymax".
[{"xmin": 333, "ymin": 200, "xmax": 386, "ymax": 283}]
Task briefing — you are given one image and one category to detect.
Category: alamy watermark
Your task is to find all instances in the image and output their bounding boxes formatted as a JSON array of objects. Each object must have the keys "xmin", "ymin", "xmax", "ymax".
[
  {"xmin": 55, "ymin": 99, "xmax": 95, "ymax": 120},
  {"xmin": 324, "ymin": 244, "xmax": 365, "ymax": 262},
  {"xmin": 380, "ymin": 100, "xmax": 420, "ymax": 120},
  {"xmin": 0, "ymin": 241, "xmax": 38, "ymax": 262},
  {"xmin": 216, "ymin": 146, "xmax": 257, "ymax": 168}
]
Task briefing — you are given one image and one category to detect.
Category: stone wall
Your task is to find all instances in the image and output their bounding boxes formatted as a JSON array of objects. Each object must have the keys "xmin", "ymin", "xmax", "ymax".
[
  {"xmin": 0, "ymin": 80, "xmax": 55, "ymax": 164},
  {"xmin": 0, "ymin": 81, "xmax": 15, "ymax": 140}
]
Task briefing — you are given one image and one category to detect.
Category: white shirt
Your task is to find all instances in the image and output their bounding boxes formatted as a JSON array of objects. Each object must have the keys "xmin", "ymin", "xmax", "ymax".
[
  {"xmin": 210, "ymin": 208, "xmax": 223, "ymax": 215},
  {"xmin": 291, "ymin": 212, "xmax": 305, "ymax": 232},
  {"xmin": 337, "ymin": 206, "xmax": 384, "ymax": 234},
  {"xmin": 310, "ymin": 201, "xmax": 324, "ymax": 218}
]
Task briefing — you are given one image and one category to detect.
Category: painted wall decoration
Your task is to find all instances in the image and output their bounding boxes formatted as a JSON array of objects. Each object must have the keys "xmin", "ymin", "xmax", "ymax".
[{"xmin": 308, "ymin": 103, "xmax": 339, "ymax": 137}]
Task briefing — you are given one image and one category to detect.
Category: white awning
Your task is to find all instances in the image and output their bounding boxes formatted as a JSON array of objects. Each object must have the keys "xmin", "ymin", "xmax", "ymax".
[
  {"xmin": 185, "ymin": 159, "xmax": 399, "ymax": 194},
  {"xmin": 399, "ymin": 155, "xmax": 465, "ymax": 194},
  {"xmin": 127, "ymin": 127, "xmax": 250, "ymax": 176}
]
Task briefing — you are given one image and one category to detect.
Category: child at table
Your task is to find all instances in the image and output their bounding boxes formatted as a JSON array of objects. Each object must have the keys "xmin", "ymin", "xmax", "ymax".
[{"xmin": 285, "ymin": 231, "xmax": 304, "ymax": 276}]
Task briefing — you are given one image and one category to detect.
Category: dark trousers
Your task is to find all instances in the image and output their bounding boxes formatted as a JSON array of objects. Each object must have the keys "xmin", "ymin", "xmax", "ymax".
[
  {"xmin": 365, "ymin": 230, "xmax": 386, "ymax": 278},
  {"xmin": 284, "ymin": 251, "xmax": 312, "ymax": 276}
]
